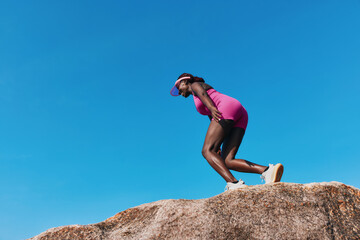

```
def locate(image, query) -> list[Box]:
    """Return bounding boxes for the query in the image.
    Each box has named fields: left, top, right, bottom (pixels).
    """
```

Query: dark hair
left=177, top=73, right=205, bottom=83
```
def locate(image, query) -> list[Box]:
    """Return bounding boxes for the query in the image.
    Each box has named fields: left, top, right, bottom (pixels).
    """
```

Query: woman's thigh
left=221, top=127, right=245, bottom=160
left=202, top=119, right=234, bottom=152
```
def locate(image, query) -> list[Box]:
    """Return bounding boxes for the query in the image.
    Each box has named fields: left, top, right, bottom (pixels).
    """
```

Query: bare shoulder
left=192, top=82, right=214, bottom=96
left=191, top=82, right=203, bottom=89
left=200, top=82, right=214, bottom=91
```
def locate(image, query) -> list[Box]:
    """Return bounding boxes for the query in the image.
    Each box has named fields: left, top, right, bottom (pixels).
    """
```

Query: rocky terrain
left=29, top=182, right=360, bottom=240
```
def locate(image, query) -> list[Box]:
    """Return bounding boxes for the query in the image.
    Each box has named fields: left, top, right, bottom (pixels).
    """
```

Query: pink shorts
left=193, top=89, right=248, bottom=130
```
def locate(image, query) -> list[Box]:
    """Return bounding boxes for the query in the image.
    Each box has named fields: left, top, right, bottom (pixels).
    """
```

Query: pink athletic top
left=193, top=89, right=248, bottom=130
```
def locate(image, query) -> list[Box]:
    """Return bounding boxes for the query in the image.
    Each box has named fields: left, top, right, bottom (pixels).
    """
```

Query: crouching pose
left=170, top=73, right=284, bottom=191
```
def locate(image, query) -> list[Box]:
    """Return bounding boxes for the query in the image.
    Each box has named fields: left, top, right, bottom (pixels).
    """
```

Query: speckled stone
left=29, top=182, right=360, bottom=240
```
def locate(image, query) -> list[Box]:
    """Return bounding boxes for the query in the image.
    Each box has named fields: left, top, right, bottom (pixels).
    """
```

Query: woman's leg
left=222, top=127, right=267, bottom=174
left=202, top=120, right=237, bottom=183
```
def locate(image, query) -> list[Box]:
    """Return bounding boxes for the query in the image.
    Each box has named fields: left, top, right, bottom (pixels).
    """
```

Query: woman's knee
left=202, top=145, right=214, bottom=158
left=201, top=147, right=209, bottom=158
left=224, top=156, right=234, bottom=168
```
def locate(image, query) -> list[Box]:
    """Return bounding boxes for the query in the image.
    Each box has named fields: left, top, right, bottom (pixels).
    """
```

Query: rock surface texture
left=29, top=182, right=360, bottom=240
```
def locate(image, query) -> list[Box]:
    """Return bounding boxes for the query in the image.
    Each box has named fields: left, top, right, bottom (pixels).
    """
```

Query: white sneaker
left=224, top=179, right=247, bottom=191
left=261, top=163, right=284, bottom=184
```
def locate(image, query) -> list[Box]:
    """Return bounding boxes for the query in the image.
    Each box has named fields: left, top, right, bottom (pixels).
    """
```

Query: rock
left=29, top=182, right=360, bottom=240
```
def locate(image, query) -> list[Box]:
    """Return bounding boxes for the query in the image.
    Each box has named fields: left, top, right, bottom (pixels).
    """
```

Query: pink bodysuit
left=193, top=89, right=248, bottom=130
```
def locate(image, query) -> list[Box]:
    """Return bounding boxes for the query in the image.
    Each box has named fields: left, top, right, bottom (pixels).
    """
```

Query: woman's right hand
left=210, top=107, right=222, bottom=122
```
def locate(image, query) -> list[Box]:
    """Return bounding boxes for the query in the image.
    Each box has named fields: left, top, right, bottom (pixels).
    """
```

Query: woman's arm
left=192, top=82, right=222, bottom=121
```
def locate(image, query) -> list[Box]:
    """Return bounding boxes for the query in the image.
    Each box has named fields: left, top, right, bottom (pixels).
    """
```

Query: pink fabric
left=193, top=89, right=248, bottom=130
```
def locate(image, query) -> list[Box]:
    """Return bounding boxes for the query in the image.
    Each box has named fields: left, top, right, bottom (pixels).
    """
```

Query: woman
left=170, top=73, right=284, bottom=191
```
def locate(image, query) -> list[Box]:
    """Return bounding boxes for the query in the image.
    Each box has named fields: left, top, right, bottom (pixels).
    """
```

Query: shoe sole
left=226, top=183, right=248, bottom=191
left=271, top=163, right=284, bottom=183
left=228, top=185, right=248, bottom=191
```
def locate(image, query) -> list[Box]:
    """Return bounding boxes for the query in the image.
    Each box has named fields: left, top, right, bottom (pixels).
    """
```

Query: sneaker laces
left=260, top=174, right=265, bottom=182
left=260, top=165, right=272, bottom=183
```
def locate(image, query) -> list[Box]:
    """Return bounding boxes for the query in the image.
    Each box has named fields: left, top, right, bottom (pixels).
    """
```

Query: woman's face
left=178, top=81, right=191, bottom=98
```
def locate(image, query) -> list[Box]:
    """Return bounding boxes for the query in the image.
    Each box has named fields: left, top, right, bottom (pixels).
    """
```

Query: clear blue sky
left=1, top=1, right=359, bottom=239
